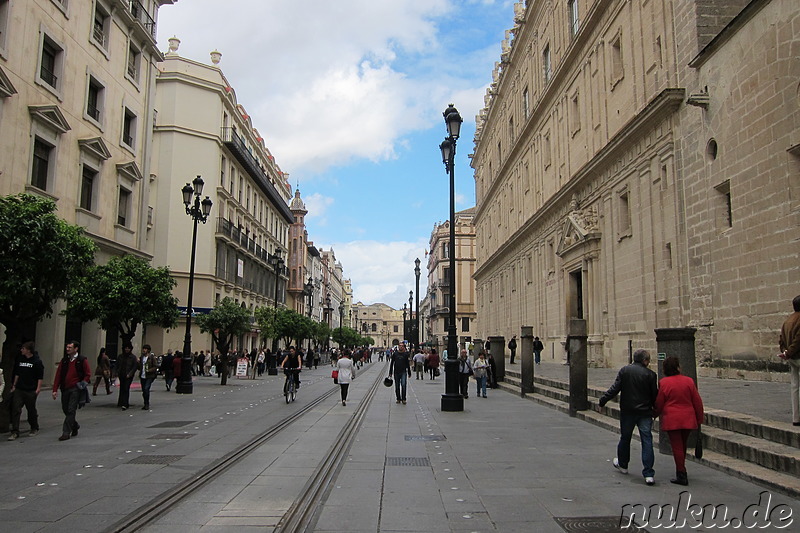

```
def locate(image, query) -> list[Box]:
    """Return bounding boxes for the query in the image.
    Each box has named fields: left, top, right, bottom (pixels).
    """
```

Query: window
left=441, top=241, right=449, bottom=259
left=92, top=3, right=110, bottom=49
left=610, top=32, right=624, bottom=85
left=522, top=87, right=529, bottom=118
left=122, top=107, right=137, bottom=149
left=508, top=117, right=514, bottom=142
left=543, top=132, right=552, bottom=168
left=568, top=0, right=580, bottom=38
left=86, top=76, right=104, bottom=123
left=80, top=165, right=97, bottom=211
left=715, top=180, right=732, bottom=229
left=31, top=137, right=53, bottom=191
left=461, top=317, right=470, bottom=332
left=117, top=187, right=131, bottom=226
left=393, top=325, right=398, bottom=333
left=126, top=42, right=141, bottom=82
left=0, top=0, right=10, bottom=52
left=618, top=189, right=631, bottom=239
left=542, top=44, right=552, bottom=83
left=570, top=92, right=580, bottom=135
left=220, top=156, right=226, bottom=187
left=39, top=35, right=63, bottom=91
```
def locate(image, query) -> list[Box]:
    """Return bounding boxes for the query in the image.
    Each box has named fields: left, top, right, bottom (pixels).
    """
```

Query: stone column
left=520, top=326, right=534, bottom=395
left=489, top=336, right=505, bottom=382
left=568, top=319, right=588, bottom=416
left=655, top=327, right=698, bottom=455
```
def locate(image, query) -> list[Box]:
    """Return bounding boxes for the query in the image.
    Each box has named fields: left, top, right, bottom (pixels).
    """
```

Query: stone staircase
left=500, top=369, right=800, bottom=498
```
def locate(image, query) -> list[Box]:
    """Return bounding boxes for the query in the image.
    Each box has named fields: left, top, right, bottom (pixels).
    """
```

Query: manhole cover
left=147, top=421, right=196, bottom=428
left=405, top=435, right=446, bottom=441
left=147, top=433, right=196, bottom=440
left=554, top=516, right=648, bottom=532
left=127, top=455, right=185, bottom=465
left=386, top=457, right=431, bottom=467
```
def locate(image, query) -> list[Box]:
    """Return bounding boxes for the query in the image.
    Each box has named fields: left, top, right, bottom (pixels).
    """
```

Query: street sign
left=657, top=352, right=666, bottom=361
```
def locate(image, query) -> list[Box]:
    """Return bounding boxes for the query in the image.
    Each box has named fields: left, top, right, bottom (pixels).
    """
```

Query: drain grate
left=147, top=433, right=195, bottom=440
left=554, top=516, right=648, bottom=532
left=147, top=420, right=196, bottom=428
left=127, top=454, right=185, bottom=465
left=386, top=457, right=431, bottom=467
left=404, top=435, right=446, bottom=441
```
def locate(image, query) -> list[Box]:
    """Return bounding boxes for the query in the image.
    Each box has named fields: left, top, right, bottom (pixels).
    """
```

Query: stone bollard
left=568, top=319, right=589, bottom=415
left=489, top=336, right=506, bottom=382
left=520, top=326, right=534, bottom=395
left=655, top=327, right=698, bottom=455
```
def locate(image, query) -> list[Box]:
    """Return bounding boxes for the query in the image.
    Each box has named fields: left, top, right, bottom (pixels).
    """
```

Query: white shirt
left=336, top=357, right=355, bottom=384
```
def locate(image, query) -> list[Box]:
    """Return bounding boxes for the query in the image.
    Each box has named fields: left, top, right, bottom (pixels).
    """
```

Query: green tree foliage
left=195, top=297, right=252, bottom=385
left=67, top=255, right=179, bottom=345
left=276, top=308, right=314, bottom=347
left=314, top=321, right=331, bottom=350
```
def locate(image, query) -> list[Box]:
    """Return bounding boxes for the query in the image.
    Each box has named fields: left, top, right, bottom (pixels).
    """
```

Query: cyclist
left=280, top=346, right=302, bottom=390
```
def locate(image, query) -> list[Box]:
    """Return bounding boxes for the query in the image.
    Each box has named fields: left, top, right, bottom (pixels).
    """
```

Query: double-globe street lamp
left=408, top=290, right=414, bottom=349
left=402, top=304, right=407, bottom=341
left=266, top=249, right=284, bottom=375
left=178, top=176, right=212, bottom=394
left=304, top=276, right=314, bottom=354
left=439, top=103, right=463, bottom=412
left=338, top=302, right=344, bottom=348
left=414, top=258, right=421, bottom=348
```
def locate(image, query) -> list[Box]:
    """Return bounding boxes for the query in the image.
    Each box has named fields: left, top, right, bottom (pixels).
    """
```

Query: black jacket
left=599, top=362, right=658, bottom=416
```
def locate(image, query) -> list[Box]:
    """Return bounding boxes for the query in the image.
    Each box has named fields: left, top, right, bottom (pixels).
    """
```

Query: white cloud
left=323, top=239, right=429, bottom=307
left=303, top=193, right=335, bottom=227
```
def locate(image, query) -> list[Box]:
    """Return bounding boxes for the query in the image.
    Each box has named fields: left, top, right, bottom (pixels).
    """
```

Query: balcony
left=129, top=0, right=156, bottom=39
left=430, top=306, right=450, bottom=316
left=220, top=128, right=293, bottom=224
left=215, top=217, right=271, bottom=264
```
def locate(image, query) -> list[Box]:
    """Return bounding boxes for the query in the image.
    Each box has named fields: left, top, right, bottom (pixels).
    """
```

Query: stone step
left=495, top=381, right=800, bottom=498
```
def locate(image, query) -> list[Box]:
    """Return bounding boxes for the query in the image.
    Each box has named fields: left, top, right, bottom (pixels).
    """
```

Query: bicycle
left=283, top=368, right=299, bottom=403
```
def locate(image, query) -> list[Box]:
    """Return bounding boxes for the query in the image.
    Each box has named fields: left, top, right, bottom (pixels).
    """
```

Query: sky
left=156, top=0, right=516, bottom=309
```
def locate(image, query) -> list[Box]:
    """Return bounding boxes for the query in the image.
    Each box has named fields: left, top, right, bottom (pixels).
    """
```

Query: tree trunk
left=218, top=344, right=229, bottom=386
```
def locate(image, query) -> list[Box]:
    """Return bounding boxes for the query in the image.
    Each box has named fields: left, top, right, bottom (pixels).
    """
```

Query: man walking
left=52, top=341, right=91, bottom=441
left=508, top=335, right=517, bottom=364
left=413, top=348, right=426, bottom=380
left=8, top=341, right=44, bottom=440
left=779, top=294, right=800, bottom=426
left=458, top=349, right=473, bottom=398
left=389, top=343, right=412, bottom=404
left=138, top=344, right=157, bottom=411
left=533, top=336, right=544, bottom=365
left=598, top=349, right=658, bottom=485
left=116, top=342, right=138, bottom=410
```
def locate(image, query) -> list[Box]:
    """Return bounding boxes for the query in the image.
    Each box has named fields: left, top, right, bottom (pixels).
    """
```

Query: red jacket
left=654, top=374, right=704, bottom=431
left=52, top=356, right=91, bottom=391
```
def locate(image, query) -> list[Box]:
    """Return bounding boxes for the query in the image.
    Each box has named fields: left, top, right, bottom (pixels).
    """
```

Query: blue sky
left=157, top=0, right=516, bottom=308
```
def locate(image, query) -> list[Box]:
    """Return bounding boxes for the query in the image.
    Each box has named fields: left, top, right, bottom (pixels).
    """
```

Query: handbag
left=434, top=368, right=440, bottom=377
left=331, top=369, right=339, bottom=379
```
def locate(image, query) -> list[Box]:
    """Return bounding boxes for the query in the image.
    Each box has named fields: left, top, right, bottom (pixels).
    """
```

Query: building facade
left=472, top=0, right=799, bottom=369
left=426, top=208, right=477, bottom=354
left=0, top=0, right=175, bottom=368
left=351, top=302, right=403, bottom=348
left=149, top=40, right=293, bottom=354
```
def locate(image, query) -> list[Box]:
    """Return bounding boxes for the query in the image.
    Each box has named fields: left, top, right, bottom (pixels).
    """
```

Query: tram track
left=104, top=380, right=341, bottom=533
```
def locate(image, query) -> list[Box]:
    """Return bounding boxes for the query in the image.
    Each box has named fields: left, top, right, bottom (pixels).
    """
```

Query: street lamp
left=415, top=258, right=421, bottom=348
left=338, top=302, right=344, bottom=348
left=440, top=103, right=463, bottom=412
left=178, top=176, right=212, bottom=394
left=325, top=293, right=332, bottom=351
left=304, top=276, right=314, bottom=318
left=408, top=290, right=414, bottom=349
left=402, top=303, right=407, bottom=341
left=269, top=249, right=284, bottom=309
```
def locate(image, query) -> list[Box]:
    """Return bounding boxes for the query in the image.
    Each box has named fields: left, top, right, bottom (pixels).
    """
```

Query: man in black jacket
left=389, top=343, right=412, bottom=404
left=8, top=342, right=45, bottom=439
left=598, top=349, right=658, bottom=485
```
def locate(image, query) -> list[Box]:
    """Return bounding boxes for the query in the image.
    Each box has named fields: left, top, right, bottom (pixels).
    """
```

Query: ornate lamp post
left=414, top=258, right=421, bottom=348
left=408, top=290, right=414, bottom=349
left=338, top=302, right=344, bottom=348
left=402, top=303, right=408, bottom=341
left=439, top=103, right=463, bottom=412
left=304, top=276, right=314, bottom=318
left=266, top=249, right=284, bottom=374
left=177, top=176, right=212, bottom=394
left=325, top=293, right=332, bottom=351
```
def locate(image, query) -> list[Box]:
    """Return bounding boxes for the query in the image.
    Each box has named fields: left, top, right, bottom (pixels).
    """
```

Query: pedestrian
left=508, top=335, right=517, bottom=364
left=138, top=344, right=157, bottom=411
left=205, top=350, right=214, bottom=376
left=779, top=294, right=800, bottom=426
left=162, top=349, right=175, bottom=390
left=458, top=349, right=473, bottom=398
left=474, top=351, right=489, bottom=398
left=197, top=351, right=206, bottom=376
left=533, top=336, right=544, bottom=365
left=413, top=348, right=426, bottom=380
left=52, top=341, right=90, bottom=441
left=8, top=341, right=44, bottom=440
left=172, top=351, right=183, bottom=388
left=336, top=350, right=356, bottom=406
left=256, top=350, right=265, bottom=376
left=598, top=349, right=658, bottom=486
left=312, top=348, right=320, bottom=369
left=116, top=342, right=138, bottom=410
left=654, top=356, right=704, bottom=486
left=487, top=351, right=498, bottom=388
left=389, top=343, right=412, bottom=404
left=92, top=347, right=111, bottom=396
left=427, top=348, right=440, bottom=380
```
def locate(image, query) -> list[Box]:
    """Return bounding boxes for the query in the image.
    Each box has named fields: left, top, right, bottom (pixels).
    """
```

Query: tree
left=195, top=297, right=252, bottom=385
left=0, top=194, right=95, bottom=425
left=314, top=321, right=331, bottom=351
left=254, top=306, right=279, bottom=351
left=276, top=308, right=313, bottom=348
left=66, top=255, right=179, bottom=346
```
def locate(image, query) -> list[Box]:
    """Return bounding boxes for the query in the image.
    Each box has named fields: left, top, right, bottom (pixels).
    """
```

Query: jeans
left=789, top=359, right=800, bottom=424
left=617, top=412, right=655, bottom=478
left=394, top=372, right=408, bottom=401
left=476, top=375, right=487, bottom=397
left=60, top=387, right=80, bottom=436
left=140, top=377, right=154, bottom=407
left=534, top=350, right=541, bottom=364
left=11, top=389, right=39, bottom=433
left=459, top=373, right=470, bottom=397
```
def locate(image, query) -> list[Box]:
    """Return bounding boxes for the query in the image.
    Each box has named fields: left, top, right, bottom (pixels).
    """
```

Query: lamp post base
left=267, top=368, right=278, bottom=376
left=441, top=393, right=464, bottom=411
left=175, top=380, right=193, bottom=394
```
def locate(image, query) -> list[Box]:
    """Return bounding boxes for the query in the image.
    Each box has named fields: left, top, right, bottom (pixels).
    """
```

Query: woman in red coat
left=654, top=356, right=704, bottom=486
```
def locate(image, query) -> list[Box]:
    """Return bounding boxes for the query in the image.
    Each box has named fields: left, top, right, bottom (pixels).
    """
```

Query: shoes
left=92, top=392, right=97, bottom=396
left=106, top=390, right=111, bottom=395
left=645, top=477, right=655, bottom=486
left=464, top=395, right=469, bottom=399
left=483, top=394, right=487, bottom=398
left=58, top=434, right=70, bottom=441
left=7, top=432, right=18, bottom=441
left=670, top=471, right=688, bottom=486
left=71, top=424, right=79, bottom=437
left=342, top=400, right=346, bottom=406
left=121, top=406, right=127, bottom=410
left=142, top=405, right=150, bottom=410
left=402, top=400, right=406, bottom=404
left=613, top=458, right=628, bottom=474
left=396, top=400, right=401, bottom=404
left=29, top=429, right=38, bottom=437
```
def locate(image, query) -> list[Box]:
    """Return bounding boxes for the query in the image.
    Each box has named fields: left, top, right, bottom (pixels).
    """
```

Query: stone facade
left=351, top=302, right=404, bottom=349
left=472, top=0, right=799, bottom=369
